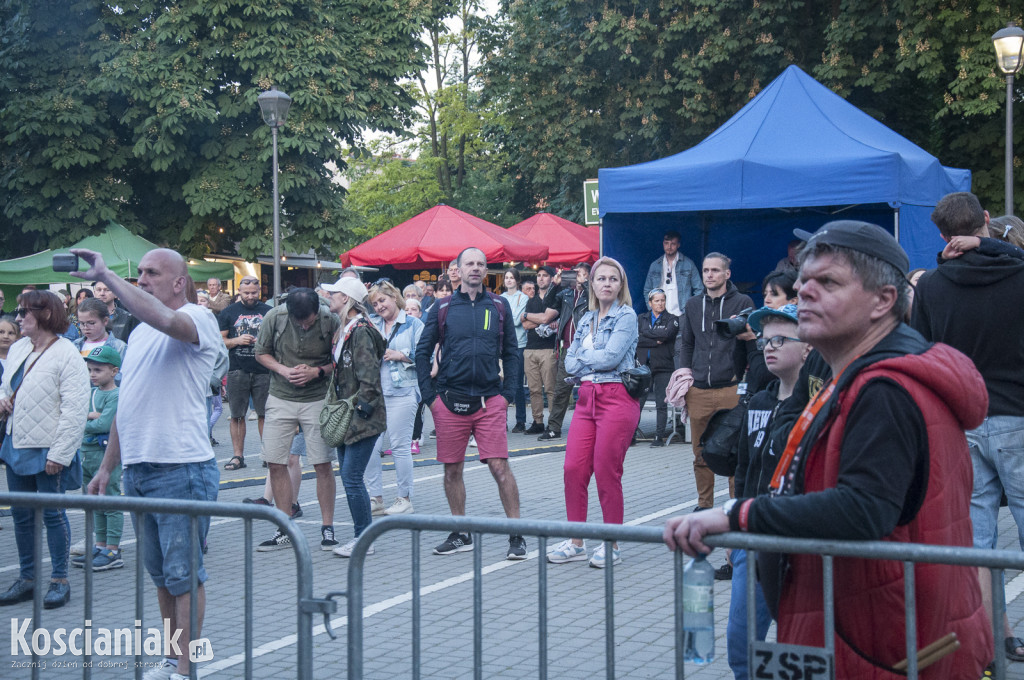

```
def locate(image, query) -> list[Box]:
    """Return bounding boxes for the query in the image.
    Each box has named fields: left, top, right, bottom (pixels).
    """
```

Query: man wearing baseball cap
left=254, top=287, right=341, bottom=552
left=666, top=221, right=991, bottom=678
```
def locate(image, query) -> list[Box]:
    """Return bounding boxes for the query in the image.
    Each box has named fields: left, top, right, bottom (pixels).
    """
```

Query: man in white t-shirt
left=72, top=247, right=226, bottom=680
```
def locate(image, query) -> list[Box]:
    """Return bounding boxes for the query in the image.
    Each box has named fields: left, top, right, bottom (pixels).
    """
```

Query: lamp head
left=258, top=87, right=292, bottom=128
left=993, top=23, right=1024, bottom=75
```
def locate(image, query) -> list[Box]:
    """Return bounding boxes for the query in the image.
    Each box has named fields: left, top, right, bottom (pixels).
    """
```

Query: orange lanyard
left=769, top=366, right=846, bottom=493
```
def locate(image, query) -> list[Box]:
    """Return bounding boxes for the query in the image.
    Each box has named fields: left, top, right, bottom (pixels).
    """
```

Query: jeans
left=726, top=549, right=773, bottom=680
left=365, top=393, right=417, bottom=499
left=7, top=464, right=72, bottom=581
left=123, top=458, right=219, bottom=596
left=512, top=346, right=527, bottom=426
left=968, top=415, right=1024, bottom=550
left=338, top=435, right=379, bottom=538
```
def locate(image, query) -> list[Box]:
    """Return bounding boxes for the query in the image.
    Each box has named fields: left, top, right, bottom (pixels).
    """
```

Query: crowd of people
left=0, top=192, right=1021, bottom=679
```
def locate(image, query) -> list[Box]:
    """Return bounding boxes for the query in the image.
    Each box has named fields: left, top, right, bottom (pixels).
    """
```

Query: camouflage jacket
left=331, top=317, right=387, bottom=446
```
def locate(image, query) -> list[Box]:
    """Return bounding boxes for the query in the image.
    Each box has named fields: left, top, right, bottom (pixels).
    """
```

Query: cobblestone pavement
left=2, top=406, right=1023, bottom=679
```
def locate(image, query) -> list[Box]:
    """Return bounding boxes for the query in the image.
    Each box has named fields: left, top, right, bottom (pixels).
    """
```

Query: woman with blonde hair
left=364, top=281, right=423, bottom=517
left=548, top=257, right=639, bottom=568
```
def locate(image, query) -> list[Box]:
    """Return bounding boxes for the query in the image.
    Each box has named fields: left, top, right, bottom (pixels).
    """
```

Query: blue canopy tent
left=598, top=65, right=971, bottom=307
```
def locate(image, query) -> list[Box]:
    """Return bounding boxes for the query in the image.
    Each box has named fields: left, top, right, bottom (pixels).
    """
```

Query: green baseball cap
left=85, top=345, right=122, bottom=368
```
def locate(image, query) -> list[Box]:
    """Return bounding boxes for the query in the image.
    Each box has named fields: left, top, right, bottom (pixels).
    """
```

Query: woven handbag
left=319, top=388, right=356, bottom=448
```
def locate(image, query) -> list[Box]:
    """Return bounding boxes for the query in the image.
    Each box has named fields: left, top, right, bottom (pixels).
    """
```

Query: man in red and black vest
left=665, top=221, right=991, bottom=679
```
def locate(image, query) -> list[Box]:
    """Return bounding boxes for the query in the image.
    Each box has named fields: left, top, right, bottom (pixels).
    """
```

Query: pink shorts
left=430, top=395, right=509, bottom=464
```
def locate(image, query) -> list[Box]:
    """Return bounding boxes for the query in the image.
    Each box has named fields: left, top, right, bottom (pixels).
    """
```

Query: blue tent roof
left=597, top=65, right=971, bottom=302
left=599, top=65, right=969, bottom=213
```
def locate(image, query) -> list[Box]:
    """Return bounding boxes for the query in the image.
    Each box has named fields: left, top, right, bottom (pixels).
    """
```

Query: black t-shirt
left=219, top=301, right=273, bottom=373
left=525, top=286, right=560, bottom=350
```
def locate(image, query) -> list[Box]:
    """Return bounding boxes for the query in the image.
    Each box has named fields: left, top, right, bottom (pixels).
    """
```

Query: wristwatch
left=722, top=498, right=738, bottom=517
left=317, top=367, right=325, bottom=379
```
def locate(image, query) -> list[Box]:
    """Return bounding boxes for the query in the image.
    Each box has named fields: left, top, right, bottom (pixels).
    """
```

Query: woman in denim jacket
left=365, top=281, right=424, bottom=518
left=547, top=257, right=640, bottom=569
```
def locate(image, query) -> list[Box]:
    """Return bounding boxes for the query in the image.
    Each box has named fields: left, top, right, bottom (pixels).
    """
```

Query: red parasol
left=507, top=213, right=599, bottom=266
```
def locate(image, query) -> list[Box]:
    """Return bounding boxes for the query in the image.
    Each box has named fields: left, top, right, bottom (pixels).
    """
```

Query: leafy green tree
left=0, top=0, right=437, bottom=259
left=481, top=0, right=1021, bottom=218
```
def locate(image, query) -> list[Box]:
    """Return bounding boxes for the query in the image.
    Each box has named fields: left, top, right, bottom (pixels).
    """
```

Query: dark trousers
left=638, top=370, right=672, bottom=437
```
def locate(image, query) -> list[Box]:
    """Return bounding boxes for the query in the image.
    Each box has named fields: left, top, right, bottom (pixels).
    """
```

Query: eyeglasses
left=756, top=335, right=802, bottom=351
left=14, top=306, right=44, bottom=317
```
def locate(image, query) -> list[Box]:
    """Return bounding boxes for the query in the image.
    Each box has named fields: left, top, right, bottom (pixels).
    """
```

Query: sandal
left=1006, top=636, right=1024, bottom=662
left=224, top=456, right=246, bottom=471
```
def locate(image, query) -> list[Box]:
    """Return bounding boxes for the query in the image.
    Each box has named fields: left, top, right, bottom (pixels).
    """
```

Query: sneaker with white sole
left=334, top=537, right=374, bottom=558
left=547, top=539, right=587, bottom=564
left=321, top=526, right=339, bottom=551
left=142, top=658, right=179, bottom=680
left=506, top=535, right=528, bottom=560
left=370, top=497, right=387, bottom=517
left=589, top=543, right=622, bottom=568
left=468, top=435, right=477, bottom=447
left=70, top=539, right=87, bottom=556
left=92, top=548, right=124, bottom=571
left=256, top=531, right=291, bottom=552
left=433, top=532, right=473, bottom=555
left=384, top=497, right=414, bottom=515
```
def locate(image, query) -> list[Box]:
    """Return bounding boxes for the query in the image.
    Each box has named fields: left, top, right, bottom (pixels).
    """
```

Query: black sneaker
left=257, top=531, right=291, bottom=552
left=320, top=526, right=339, bottom=551
left=537, top=429, right=561, bottom=441
left=433, top=532, right=473, bottom=555
left=244, top=496, right=272, bottom=506
left=714, top=563, right=733, bottom=580
left=506, top=535, right=527, bottom=560
left=429, top=429, right=437, bottom=439
left=510, top=423, right=526, bottom=434
left=650, top=437, right=666, bottom=448
left=291, top=502, right=303, bottom=518
left=525, top=422, right=545, bottom=435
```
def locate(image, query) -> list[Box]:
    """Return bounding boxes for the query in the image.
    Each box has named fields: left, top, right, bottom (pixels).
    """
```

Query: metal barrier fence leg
left=746, top=549, right=756, bottom=679
left=538, top=535, right=548, bottom=680
left=822, top=555, right=835, bottom=659
left=473, top=531, right=483, bottom=680
left=674, top=549, right=684, bottom=680
left=84, top=509, right=94, bottom=680
left=32, top=508, right=43, bottom=680
left=412, top=529, right=421, bottom=680
left=604, top=539, right=615, bottom=680
left=189, top=516, right=200, bottom=680
left=135, top=512, right=146, bottom=680
left=903, top=561, right=918, bottom=680
left=245, top=519, right=253, bottom=680
left=993, top=567, right=1007, bottom=680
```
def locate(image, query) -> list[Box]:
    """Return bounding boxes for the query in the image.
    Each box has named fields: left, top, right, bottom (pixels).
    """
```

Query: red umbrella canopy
left=508, top=213, right=599, bottom=265
left=341, top=205, right=548, bottom=269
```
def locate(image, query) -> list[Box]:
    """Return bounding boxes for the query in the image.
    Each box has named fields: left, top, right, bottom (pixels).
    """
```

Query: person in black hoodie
left=677, top=253, right=755, bottom=510
left=636, top=288, right=679, bottom=446
left=911, top=192, right=1024, bottom=664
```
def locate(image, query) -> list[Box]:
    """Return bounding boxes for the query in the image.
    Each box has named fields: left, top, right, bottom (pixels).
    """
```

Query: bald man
left=71, top=247, right=227, bottom=680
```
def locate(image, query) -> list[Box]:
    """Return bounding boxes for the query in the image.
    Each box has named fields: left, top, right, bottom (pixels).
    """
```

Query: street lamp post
left=257, top=87, right=292, bottom=301
left=992, top=23, right=1024, bottom=216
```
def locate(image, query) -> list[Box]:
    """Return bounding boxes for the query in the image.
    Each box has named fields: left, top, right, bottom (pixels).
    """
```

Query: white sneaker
left=589, top=543, right=622, bottom=569
left=468, top=435, right=477, bottom=447
left=370, top=497, right=386, bottom=517
left=142, top=659, right=178, bottom=680
left=547, top=539, right=587, bottom=564
left=384, top=497, right=414, bottom=515
left=247, top=411, right=258, bottom=421
left=333, top=537, right=374, bottom=558
left=69, top=540, right=87, bottom=556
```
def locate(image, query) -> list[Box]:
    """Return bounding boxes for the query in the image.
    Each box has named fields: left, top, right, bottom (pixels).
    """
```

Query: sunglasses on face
left=239, top=278, right=259, bottom=285
left=14, top=306, right=44, bottom=317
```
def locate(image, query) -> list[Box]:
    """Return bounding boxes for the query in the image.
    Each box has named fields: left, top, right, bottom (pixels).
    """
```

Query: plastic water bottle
left=683, top=553, right=715, bottom=664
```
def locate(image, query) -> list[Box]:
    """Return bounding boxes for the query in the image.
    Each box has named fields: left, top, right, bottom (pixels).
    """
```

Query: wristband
left=317, top=367, right=325, bottom=379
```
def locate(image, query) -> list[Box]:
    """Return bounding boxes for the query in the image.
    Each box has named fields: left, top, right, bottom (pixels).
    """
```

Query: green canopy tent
left=0, top=222, right=234, bottom=312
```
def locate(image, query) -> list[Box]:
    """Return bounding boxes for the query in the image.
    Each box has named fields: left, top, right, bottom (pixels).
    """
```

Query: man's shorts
left=430, top=394, right=509, bottom=464
left=123, top=458, right=219, bottom=597
left=261, top=394, right=333, bottom=465
left=227, top=370, right=271, bottom=419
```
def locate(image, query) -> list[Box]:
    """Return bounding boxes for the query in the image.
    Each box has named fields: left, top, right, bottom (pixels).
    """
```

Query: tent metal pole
left=893, top=209, right=900, bottom=243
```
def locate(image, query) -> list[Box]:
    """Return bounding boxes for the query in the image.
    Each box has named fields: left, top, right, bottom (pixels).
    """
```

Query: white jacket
left=1, top=337, right=90, bottom=466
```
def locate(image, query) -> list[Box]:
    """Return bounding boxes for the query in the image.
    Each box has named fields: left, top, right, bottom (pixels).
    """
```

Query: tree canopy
left=0, top=0, right=437, bottom=259
left=480, top=0, right=1022, bottom=219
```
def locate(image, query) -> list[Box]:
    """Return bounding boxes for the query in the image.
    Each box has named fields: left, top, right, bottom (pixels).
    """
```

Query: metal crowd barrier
left=346, top=515, right=1024, bottom=680
left=0, top=492, right=332, bottom=680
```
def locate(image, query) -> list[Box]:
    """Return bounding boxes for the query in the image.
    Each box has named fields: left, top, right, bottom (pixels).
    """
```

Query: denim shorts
left=123, top=458, right=219, bottom=596
left=968, top=415, right=1024, bottom=551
